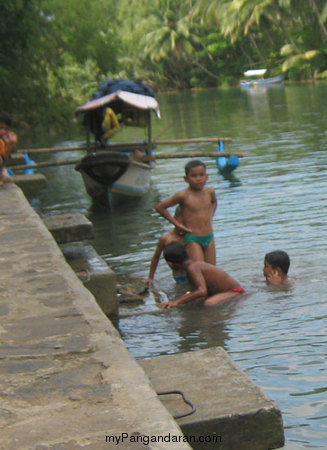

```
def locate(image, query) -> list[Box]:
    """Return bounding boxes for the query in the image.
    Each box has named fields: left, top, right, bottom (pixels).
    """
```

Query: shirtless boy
left=159, top=242, right=245, bottom=309
left=155, top=160, right=217, bottom=264
left=146, top=207, right=188, bottom=285
left=263, top=250, right=295, bottom=285
left=0, top=109, right=18, bottom=186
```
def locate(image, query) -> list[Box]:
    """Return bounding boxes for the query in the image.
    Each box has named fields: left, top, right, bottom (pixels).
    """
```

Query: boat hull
left=75, top=151, right=152, bottom=206
left=112, top=160, right=152, bottom=197
left=240, top=75, right=285, bottom=86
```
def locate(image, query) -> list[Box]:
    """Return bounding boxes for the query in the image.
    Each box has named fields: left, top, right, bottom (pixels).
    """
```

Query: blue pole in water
left=216, top=140, right=240, bottom=175
left=216, top=140, right=227, bottom=172
left=23, top=153, right=35, bottom=175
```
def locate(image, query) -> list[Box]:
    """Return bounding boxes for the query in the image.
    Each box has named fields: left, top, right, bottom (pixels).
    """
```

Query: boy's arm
left=146, top=238, right=165, bottom=285
left=156, top=194, right=192, bottom=233
left=159, top=268, right=207, bottom=308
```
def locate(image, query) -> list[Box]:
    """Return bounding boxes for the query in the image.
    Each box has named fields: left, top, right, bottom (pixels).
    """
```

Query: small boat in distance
left=240, top=69, right=285, bottom=87
left=74, top=79, right=160, bottom=206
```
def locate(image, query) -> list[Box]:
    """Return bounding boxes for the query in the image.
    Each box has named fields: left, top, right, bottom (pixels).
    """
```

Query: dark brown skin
left=159, top=258, right=243, bottom=309
left=146, top=226, right=186, bottom=285
left=156, top=165, right=217, bottom=264
left=263, top=259, right=295, bottom=285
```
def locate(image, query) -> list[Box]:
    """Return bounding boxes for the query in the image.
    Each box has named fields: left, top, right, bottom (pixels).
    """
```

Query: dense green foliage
left=1, top=0, right=327, bottom=129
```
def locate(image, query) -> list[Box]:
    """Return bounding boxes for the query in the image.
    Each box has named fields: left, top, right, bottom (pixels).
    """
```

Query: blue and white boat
left=75, top=80, right=160, bottom=206
left=240, top=69, right=285, bottom=87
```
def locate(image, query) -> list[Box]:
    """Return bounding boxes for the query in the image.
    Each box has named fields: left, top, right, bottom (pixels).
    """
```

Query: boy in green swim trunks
left=156, top=160, right=217, bottom=264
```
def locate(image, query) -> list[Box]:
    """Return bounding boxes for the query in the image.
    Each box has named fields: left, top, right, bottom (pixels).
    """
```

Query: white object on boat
left=244, top=69, right=267, bottom=77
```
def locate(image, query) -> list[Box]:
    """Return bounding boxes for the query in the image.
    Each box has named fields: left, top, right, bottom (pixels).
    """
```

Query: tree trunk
left=309, top=0, right=327, bottom=40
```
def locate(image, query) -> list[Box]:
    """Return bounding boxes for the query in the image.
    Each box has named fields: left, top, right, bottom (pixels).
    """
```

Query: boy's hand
left=158, top=301, right=178, bottom=309
left=266, top=269, right=283, bottom=285
left=177, top=223, right=192, bottom=234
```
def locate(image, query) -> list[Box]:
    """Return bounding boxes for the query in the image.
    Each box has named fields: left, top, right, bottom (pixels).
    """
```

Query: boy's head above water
left=184, top=159, right=206, bottom=175
left=264, top=250, right=294, bottom=285
left=264, top=250, right=290, bottom=275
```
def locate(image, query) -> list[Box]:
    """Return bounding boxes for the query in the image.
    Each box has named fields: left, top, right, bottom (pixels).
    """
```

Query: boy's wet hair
left=0, top=109, right=12, bottom=126
left=163, top=242, right=188, bottom=264
left=265, top=250, right=290, bottom=274
left=185, top=159, right=206, bottom=175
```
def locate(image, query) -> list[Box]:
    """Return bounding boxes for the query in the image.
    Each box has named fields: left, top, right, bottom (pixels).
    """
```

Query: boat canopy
left=243, top=69, right=267, bottom=77
left=75, top=79, right=160, bottom=147
left=75, top=90, right=160, bottom=118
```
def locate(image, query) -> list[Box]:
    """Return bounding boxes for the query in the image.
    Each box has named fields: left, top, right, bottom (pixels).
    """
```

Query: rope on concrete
left=157, top=389, right=196, bottom=419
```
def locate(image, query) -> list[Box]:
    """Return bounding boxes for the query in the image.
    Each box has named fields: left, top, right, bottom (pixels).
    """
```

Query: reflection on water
left=25, top=84, right=327, bottom=449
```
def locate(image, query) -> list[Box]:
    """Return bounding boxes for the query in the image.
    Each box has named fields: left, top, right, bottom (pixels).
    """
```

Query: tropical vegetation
left=1, top=0, right=327, bottom=129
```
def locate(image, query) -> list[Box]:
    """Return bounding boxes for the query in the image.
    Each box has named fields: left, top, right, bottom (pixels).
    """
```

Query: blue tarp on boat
left=91, top=79, right=155, bottom=100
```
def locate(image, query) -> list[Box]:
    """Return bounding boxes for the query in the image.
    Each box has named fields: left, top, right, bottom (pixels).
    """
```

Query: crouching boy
left=159, top=242, right=245, bottom=309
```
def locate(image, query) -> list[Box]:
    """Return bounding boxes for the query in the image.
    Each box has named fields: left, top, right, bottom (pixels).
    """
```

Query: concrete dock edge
left=0, top=183, right=191, bottom=449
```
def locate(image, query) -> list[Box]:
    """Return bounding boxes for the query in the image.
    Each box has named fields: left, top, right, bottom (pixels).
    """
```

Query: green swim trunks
left=184, top=232, right=214, bottom=250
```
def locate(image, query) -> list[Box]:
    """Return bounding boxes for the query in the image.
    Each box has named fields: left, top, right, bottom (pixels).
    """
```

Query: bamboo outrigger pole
left=16, top=146, right=88, bottom=154
left=15, top=137, right=234, bottom=155
left=9, top=151, right=244, bottom=171
left=153, top=137, right=233, bottom=145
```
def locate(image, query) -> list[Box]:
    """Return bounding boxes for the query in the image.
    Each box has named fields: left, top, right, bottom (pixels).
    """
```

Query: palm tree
left=139, top=1, right=199, bottom=86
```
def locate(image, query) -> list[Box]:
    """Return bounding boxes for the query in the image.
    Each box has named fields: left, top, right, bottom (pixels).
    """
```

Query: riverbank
left=0, top=182, right=191, bottom=449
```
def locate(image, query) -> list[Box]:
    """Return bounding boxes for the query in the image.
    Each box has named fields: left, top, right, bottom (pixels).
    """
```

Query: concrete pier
left=43, top=213, right=94, bottom=244
left=63, top=245, right=118, bottom=317
left=140, top=348, right=285, bottom=450
left=7, top=154, right=47, bottom=192
left=0, top=183, right=191, bottom=450
left=11, top=173, right=47, bottom=192
left=0, top=182, right=285, bottom=450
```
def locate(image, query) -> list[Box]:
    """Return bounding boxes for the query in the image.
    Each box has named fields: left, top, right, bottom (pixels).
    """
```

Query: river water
left=22, top=83, right=326, bottom=449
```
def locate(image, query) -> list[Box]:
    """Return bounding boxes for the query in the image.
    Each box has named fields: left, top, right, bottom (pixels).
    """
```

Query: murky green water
left=23, top=83, right=327, bottom=449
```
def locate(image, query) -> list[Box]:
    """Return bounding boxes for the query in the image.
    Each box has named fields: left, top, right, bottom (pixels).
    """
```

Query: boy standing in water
left=0, top=109, right=18, bottom=186
left=159, top=242, right=245, bottom=308
left=263, top=250, right=295, bottom=285
left=155, top=160, right=217, bottom=264
left=146, top=207, right=189, bottom=285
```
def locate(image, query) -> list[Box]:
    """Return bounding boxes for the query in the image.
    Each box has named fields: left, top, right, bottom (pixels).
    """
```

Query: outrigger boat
left=240, top=69, right=285, bottom=87
left=74, top=79, right=160, bottom=206
left=12, top=80, right=244, bottom=204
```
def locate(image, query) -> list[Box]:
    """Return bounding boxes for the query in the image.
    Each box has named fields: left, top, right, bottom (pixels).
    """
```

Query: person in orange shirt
left=0, top=109, right=18, bottom=186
